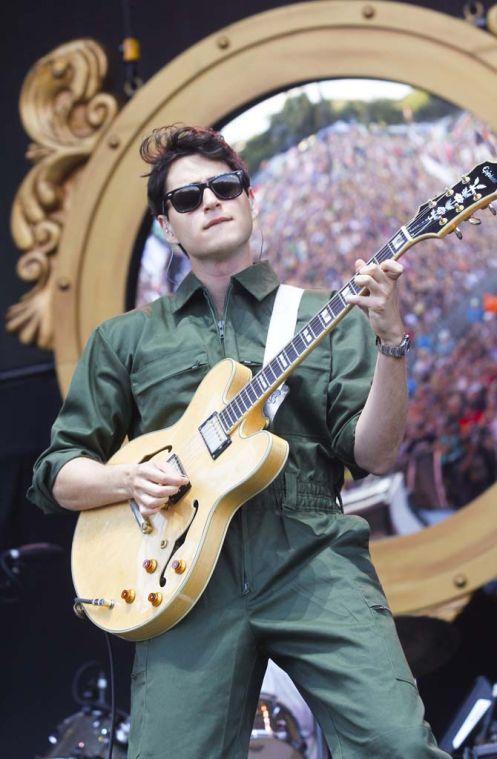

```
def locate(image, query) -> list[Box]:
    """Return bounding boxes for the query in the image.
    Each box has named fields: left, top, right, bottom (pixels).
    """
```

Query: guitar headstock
left=407, top=161, right=497, bottom=240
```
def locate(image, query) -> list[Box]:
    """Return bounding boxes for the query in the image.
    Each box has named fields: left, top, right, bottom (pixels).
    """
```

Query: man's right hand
left=126, top=460, right=190, bottom=517
left=52, top=456, right=188, bottom=514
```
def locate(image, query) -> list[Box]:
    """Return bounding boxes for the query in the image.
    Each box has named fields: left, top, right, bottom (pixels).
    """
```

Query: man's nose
left=202, top=187, right=221, bottom=208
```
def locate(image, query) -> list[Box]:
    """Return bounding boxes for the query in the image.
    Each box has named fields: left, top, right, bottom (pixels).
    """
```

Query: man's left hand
left=344, top=258, right=405, bottom=344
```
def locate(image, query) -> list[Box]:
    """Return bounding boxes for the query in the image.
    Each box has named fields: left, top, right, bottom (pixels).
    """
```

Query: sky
left=222, top=78, right=413, bottom=146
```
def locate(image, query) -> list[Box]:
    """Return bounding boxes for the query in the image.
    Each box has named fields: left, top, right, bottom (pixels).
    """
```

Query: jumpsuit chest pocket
left=130, top=347, right=210, bottom=427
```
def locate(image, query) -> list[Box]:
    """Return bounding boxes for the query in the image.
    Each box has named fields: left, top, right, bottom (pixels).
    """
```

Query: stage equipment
left=37, top=663, right=128, bottom=759
left=441, top=677, right=497, bottom=754
left=463, top=1, right=486, bottom=28
left=250, top=660, right=328, bottom=758
left=463, top=745, right=497, bottom=757
left=250, top=694, right=307, bottom=758
left=38, top=710, right=129, bottom=759
left=120, top=0, right=142, bottom=97
left=71, top=162, right=497, bottom=641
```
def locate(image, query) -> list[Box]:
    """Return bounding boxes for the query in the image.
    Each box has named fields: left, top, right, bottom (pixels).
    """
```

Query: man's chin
left=191, top=241, right=248, bottom=262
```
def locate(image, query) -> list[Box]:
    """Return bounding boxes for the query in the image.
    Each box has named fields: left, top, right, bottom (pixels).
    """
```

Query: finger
left=139, top=503, right=165, bottom=517
left=380, top=260, right=404, bottom=280
left=138, top=481, right=183, bottom=499
left=343, top=293, right=381, bottom=309
left=139, top=462, right=189, bottom=487
left=152, top=459, right=190, bottom=482
left=354, top=273, right=384, bottom=294
left=138, top=495, right=168, bottom=516
left=355, top=262, right=391, bottom=288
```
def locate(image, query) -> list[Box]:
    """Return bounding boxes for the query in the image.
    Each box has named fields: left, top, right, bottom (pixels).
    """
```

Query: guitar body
left=71, top=359, right=289, bottom=641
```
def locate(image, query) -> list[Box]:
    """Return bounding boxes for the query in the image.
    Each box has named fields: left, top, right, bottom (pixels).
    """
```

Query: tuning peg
left=461, top=175, right=471, bottom=184
left=454, top=227, right=463, bottom=239
left=469, top=217, right=481, bottom=225
left=488, top=203, right=496, bottom=216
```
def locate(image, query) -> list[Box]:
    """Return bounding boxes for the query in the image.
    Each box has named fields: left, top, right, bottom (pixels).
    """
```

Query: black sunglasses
left=162, top=170, right=249, bottom=214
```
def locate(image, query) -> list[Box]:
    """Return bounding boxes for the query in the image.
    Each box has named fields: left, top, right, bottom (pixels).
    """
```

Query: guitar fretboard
left=219, top=225, right=411, bottom=432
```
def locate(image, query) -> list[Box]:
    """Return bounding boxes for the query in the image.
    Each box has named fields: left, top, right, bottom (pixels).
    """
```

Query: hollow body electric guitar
left=72, top=161, right=497, bottom=641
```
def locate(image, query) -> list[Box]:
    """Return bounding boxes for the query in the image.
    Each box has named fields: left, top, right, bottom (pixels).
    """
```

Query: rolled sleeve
left=27, top=326, right=134, bottom=514
left=327, top=308, right=377, bottom=479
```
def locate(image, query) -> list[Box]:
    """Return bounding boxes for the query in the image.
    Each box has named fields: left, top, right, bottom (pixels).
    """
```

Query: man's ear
left=157, top=214, right=179, bottom=245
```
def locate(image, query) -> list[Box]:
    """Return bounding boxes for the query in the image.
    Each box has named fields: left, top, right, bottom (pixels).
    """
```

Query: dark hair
left=140, top=124, right=251, bottom=217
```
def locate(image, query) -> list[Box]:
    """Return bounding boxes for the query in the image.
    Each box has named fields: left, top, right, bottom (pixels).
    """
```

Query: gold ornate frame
left=10, top=1, right=497, bottom=618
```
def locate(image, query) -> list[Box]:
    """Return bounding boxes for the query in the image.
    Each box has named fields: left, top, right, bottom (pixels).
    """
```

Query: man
left=29, top=125, right=449, bottom=758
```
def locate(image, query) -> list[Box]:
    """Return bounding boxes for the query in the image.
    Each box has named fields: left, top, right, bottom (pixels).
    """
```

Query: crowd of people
left=136, top=110, right=497, bottom=510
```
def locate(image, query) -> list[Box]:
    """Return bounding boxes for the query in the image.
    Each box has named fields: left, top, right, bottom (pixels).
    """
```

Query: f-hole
left=159, top=499, right=199, bottom=588
left=140, top=445, right=172, bottom=463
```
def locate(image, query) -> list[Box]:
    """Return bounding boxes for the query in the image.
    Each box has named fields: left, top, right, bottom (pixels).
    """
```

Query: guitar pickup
left=199, top=412, right=231, bottom=459
left=167, top=453, right=191, bottom=504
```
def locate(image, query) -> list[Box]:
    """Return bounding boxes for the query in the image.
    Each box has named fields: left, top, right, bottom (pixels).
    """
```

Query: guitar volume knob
left=172, top=559, right=186, bottom=574
left=121, top=589, right=136, bottom=604
left=143, top=559, right=158, bottom=573
left=148, top=592, right=162, bottom=607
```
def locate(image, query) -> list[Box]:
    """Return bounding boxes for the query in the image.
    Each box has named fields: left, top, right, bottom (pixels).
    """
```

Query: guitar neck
left=219, top=224, right=416, bottom=433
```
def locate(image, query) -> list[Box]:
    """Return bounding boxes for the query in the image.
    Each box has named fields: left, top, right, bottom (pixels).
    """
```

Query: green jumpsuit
left=28, top=262, right=449, bottom=758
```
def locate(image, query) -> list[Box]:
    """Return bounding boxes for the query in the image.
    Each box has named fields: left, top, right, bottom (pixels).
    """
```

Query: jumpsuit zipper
left=202, top=286, right=232, bottom=353
left=203, top=285, right=250, bottom=594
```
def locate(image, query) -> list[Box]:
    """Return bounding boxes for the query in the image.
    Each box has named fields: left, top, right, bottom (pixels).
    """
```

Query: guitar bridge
left=199, top=412, right=231, bottom=459
left=167, top=453, right=191, bottom=504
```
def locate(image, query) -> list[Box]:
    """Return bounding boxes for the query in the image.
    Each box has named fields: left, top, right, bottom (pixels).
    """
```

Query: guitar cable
left=104, top=631, right=117, bottom=759
left=73, top=601, right=118, bottom=759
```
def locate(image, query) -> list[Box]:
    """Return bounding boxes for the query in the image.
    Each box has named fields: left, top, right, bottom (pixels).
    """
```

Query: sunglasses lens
left=167, top=172, right=246, bottom=213
left=171, top=186, right=202, bottom=213
left=211, top=173, right=243, bottom=199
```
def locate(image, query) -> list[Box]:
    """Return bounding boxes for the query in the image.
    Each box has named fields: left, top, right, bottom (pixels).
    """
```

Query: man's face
left=159, top=154, right=254, bottom=263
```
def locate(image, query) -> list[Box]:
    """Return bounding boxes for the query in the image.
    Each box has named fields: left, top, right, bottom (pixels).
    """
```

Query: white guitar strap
left=263, top=284, right=304, bottom=424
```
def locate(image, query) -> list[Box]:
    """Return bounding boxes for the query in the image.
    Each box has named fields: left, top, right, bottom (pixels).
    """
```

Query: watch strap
left=376, top=333, right=411, bottom=358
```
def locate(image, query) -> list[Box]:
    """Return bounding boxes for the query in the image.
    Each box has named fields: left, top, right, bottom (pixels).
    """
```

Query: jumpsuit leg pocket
left=367, top=602, right=418, bottom=688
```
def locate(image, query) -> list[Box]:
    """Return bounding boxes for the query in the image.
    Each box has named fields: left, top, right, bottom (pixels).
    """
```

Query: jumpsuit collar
left=170, top=261, right=280, bottom=313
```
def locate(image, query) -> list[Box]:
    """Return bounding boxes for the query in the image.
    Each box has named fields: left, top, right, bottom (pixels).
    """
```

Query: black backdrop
left=2, top=2, right=497, bottom=757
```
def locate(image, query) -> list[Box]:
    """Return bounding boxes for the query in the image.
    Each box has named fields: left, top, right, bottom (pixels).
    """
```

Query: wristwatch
left=375, top=333, right=411, bottom=358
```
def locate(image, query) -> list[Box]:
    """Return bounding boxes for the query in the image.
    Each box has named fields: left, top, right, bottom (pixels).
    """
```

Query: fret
left=269, top=358, right=283, bottom=378
left=302, top=327, right=313, bottom=344
left=340, top=284, right=354, bottom=301
left=264, top=364, right=277, bottom=381
left=349, top=280, right=359, bottom=294
left=319, top=308, right=331, bottom=327
left=310, top=316, right=322, bottom=334
left=294, top=334, right=306, bottom=352
left=278, top=353, right=289, bottom=369
left=239, top=389, right=251, bottom=409
left=320, top=307, right=332, bottom=324
left=374, top=247, right=386, bottom=264
left=250, top=378, right=262, bottom=399
left=390, top=228, right=408, bottom=254
left=233, top=395, right=245, bottom=415
left=246, top=384, right=257, bottom=403
left=224, top=406, right=236, bottom=426
left=258, top=373, right=269, bottom=390
left=286, top=344, right=298, bottom=362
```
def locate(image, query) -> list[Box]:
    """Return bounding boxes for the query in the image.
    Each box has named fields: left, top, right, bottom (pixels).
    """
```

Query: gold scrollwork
left=7, top=39, right=119, bottom=349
